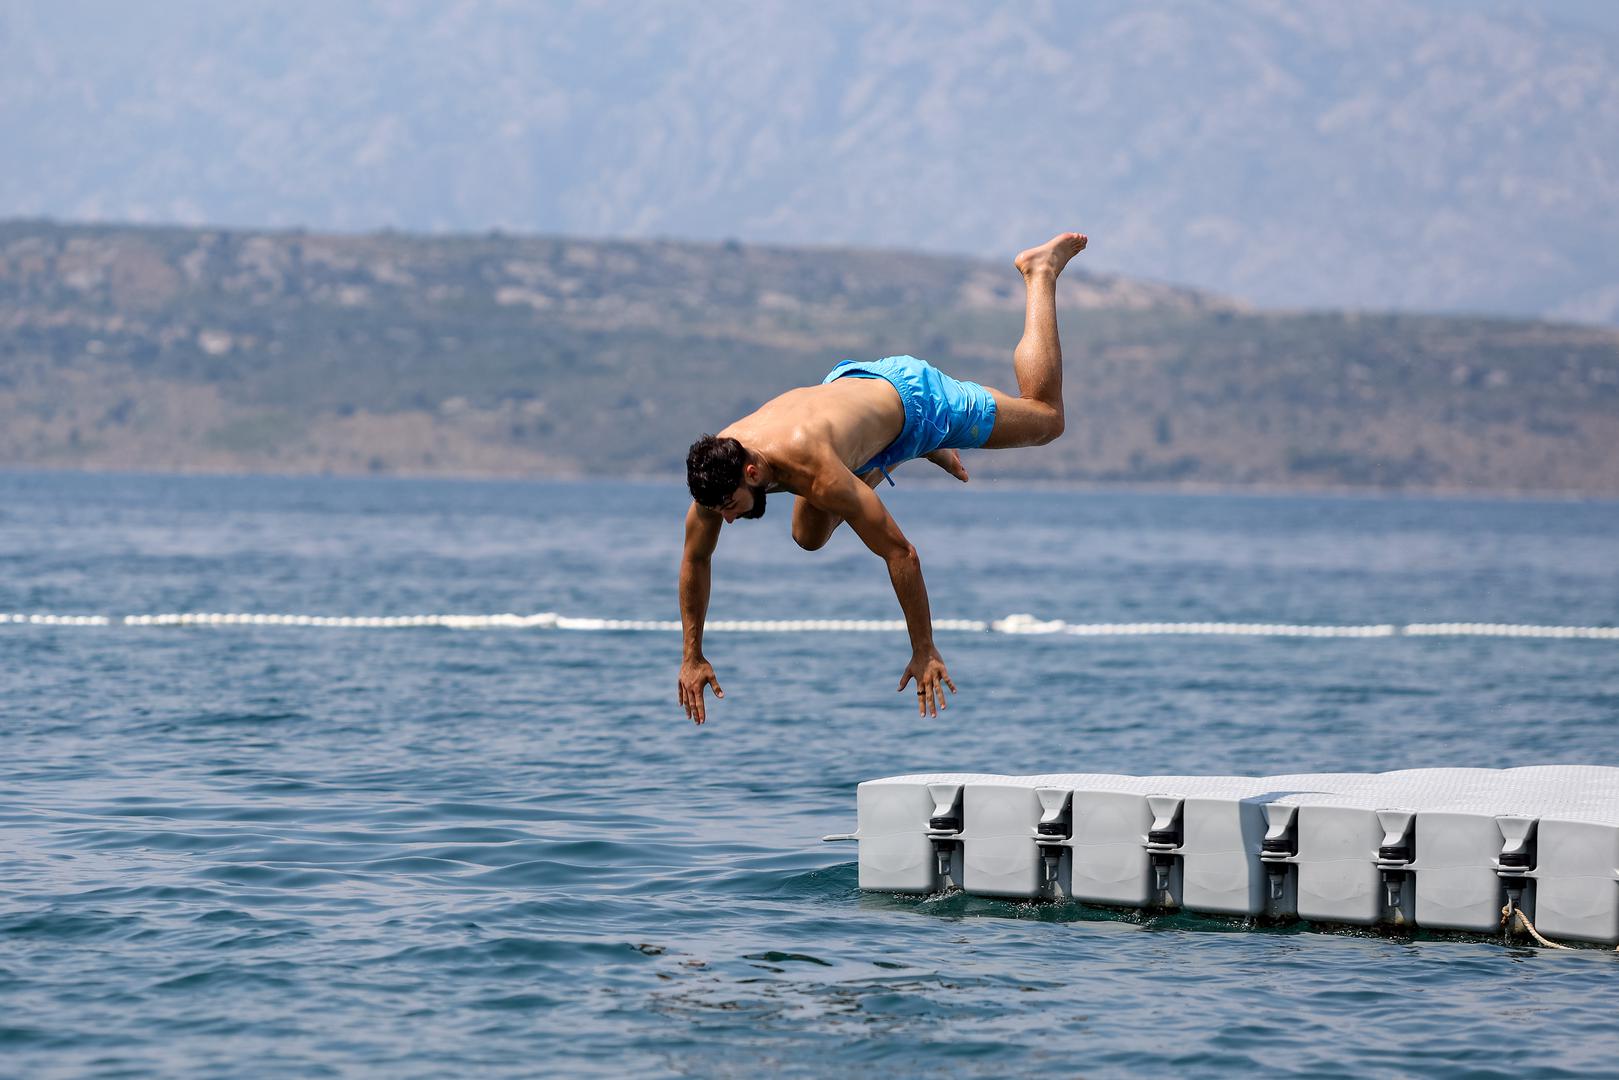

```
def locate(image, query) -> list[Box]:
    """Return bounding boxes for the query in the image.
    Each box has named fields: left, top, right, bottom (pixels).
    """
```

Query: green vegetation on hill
left=1, top=220, right=1616, bottom=493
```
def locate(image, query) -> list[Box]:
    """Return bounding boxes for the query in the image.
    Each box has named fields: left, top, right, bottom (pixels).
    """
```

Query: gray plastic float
left=826, top=767, right=1619, bottom=946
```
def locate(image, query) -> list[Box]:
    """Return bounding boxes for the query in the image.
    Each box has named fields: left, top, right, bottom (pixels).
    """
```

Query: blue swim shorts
left=822, top=355, right=997, bottom=484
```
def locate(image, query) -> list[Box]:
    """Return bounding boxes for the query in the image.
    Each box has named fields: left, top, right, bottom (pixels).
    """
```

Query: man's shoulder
left=753, top=433, right=839, bottom=500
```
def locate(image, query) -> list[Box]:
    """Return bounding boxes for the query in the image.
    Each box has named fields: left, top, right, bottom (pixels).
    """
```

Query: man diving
left=678, top=230, right=1088, bottom=724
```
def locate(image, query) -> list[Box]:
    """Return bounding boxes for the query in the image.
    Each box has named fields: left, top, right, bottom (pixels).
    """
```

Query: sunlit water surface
left=2, top=472, right=1617, bottom=1078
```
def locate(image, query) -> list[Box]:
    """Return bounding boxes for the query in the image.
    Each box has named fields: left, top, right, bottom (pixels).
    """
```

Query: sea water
left=1, top=471, right=1616, bottom=1078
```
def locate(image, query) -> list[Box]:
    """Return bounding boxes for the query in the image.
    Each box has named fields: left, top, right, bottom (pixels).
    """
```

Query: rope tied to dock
left=1500, top=900, right=1575, bottom=951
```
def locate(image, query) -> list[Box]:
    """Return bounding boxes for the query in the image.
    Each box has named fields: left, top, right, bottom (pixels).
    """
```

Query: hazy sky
left=3, top=1, right=1617, bottom=319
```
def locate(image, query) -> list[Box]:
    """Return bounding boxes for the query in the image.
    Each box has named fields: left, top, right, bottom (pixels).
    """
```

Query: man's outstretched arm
left=678, top=503, right=724, bottom=724
left=810, top=467, right=956, bottom=717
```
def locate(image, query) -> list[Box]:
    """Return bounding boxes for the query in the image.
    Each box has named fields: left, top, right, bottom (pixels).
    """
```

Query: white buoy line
left=1, top=611, right=1615, bottom=639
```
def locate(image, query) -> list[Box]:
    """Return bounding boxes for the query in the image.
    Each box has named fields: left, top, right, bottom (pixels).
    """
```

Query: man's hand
left=679, top=657, right=724, bottom=725
left=898, top=646, right=956, bottom=718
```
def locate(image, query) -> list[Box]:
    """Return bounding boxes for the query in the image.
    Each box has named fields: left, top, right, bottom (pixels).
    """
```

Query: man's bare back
left=677, top=230, right=1088, bottom=725
left=720, top=378, right=906, bottom=483
left=720, top=380, right=972, bottom=496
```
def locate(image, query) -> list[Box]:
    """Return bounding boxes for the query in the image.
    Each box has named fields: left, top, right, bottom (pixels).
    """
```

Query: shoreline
left=3, top=463, right=1614, bottom=505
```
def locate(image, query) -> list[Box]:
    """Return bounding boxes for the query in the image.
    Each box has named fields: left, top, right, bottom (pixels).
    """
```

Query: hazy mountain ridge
left=2, top=219, right=1616, bottom=494
left=3, top=1, right=1617, bottom=323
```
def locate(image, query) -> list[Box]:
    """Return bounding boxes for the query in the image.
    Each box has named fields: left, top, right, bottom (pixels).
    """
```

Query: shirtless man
left=678, top=230, right=1088, bottom=724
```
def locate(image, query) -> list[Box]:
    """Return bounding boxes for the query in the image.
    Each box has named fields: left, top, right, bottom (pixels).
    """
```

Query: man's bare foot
left=1014, top=232, right=1088, bottom=278
left=924, top=448, right=969, bottom=482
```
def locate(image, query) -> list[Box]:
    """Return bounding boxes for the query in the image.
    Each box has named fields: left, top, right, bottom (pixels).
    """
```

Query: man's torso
left=718, top=378, right=904, bottom=495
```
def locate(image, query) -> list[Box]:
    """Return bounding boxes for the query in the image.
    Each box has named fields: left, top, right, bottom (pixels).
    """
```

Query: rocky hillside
left=2, top=220, right=1617, bottom=495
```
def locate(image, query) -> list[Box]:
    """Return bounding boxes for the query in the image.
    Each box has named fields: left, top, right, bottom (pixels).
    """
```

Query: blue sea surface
left=1, top=471, right=1617, bottom=1078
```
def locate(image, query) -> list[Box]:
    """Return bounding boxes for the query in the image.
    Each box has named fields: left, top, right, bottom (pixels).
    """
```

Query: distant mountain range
left=3, top=1, right=1618, bottom=324
left=2, top=220, right=1616, bottom=495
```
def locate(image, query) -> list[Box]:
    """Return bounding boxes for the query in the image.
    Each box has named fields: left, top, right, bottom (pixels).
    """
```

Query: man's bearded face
left=736, top=482, right=767, bottom=519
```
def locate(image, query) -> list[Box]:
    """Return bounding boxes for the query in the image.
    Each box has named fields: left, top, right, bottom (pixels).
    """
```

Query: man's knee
left=792, top=521, right=831, bottom=551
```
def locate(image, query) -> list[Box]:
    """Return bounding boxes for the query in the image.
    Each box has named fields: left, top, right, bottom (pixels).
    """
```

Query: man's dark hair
left=687, top=434, right=747, bottom=507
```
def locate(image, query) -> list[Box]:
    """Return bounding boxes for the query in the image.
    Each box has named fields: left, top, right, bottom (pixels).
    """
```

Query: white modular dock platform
left=829, top=767, right=1619, bottom=946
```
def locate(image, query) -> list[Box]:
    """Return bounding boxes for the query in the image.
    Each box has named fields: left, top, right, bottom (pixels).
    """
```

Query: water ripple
left=2, top=476, right=1618, bottom=1078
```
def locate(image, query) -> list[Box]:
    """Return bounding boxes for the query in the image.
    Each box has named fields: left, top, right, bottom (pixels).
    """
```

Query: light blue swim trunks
left=822, top=355, right=997, bottom=485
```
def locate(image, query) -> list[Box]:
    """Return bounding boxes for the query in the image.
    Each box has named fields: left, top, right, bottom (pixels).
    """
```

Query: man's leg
left=981, top=231, right=1087, bottom=450
left=792, top=469, right=886, bottom=550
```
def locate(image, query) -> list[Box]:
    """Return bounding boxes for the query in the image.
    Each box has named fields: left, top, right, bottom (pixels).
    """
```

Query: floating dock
left=829, top=767, right=1619, bottom=946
